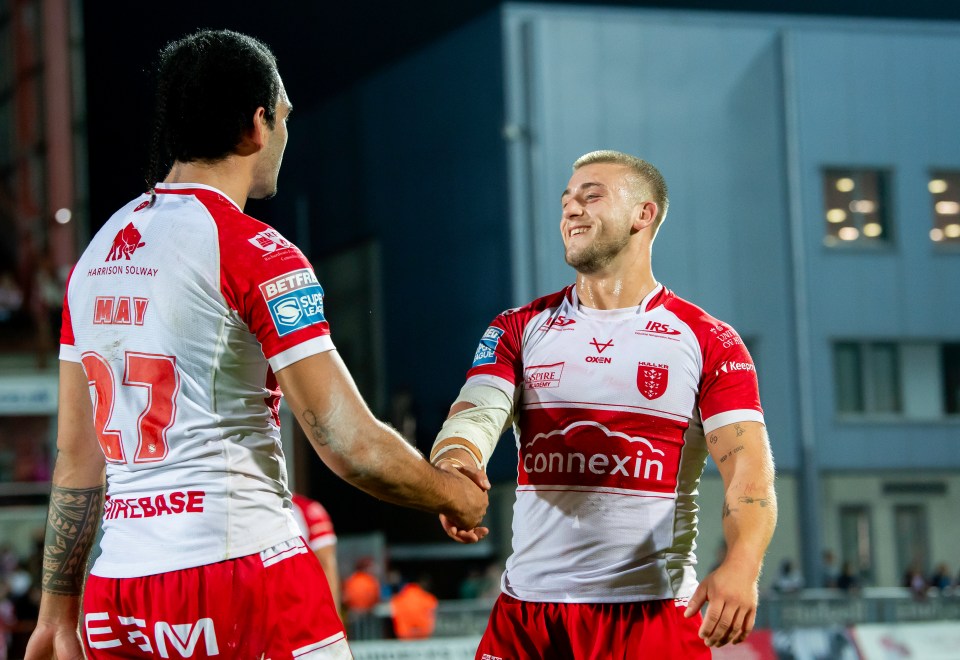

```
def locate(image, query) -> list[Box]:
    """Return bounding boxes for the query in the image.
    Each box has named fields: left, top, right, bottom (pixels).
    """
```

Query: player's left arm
left=313, top=544, right=341, bottom=613
left=684, top=420, right=777, bottom=648
left=25, top=361, right=106, bottom=660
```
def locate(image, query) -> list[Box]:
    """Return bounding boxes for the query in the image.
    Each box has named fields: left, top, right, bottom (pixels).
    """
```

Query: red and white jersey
left=291, top=493, right=337, bottom=551
left=61, top=183, right=335, bottom=578
left=466, top=284, right=764, bottom=603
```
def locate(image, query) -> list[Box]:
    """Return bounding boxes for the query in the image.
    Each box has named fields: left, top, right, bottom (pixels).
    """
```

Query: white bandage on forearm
left=431, top=382, right=514, bottom=469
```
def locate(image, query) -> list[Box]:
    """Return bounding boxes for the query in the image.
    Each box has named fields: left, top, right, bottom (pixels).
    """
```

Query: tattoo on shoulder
left=42, top=485, right=104, bottom=596
left=302, top=409, right=330, bottom=447
left=735, top=423, right=745, bottom=437
left=709, top=434, right=718, bottom=445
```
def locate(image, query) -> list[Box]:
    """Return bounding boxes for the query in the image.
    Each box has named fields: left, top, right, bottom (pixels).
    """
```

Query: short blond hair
left=573, top=150, right=669, bottom=230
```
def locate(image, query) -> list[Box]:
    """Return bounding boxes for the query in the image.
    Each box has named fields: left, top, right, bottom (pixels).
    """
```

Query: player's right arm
left=25, top=361, right=107, bottom=660
left=275, top=350, right=489, bottom=531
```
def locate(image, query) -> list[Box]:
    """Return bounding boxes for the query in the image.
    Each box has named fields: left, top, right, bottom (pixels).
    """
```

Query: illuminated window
left=928, top=171, right=960, bottom=244
left=823, top=169, right=890, bottom=246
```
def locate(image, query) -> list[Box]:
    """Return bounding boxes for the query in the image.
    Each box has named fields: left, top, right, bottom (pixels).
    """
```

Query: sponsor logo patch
left=105, top=222, right=146, bottom=261
left=472, top=326, right=504, bottom=367
left=259, top=269, right=325, bottom=336
left=539, top=315, right=577, bottom=331
left=637, top=361, right=669, bottom=400
left=637, top=320, right=682, bottom=336
left=524, top=362, right=564, bottom=389
left=518, top=419, right=676, bottom=493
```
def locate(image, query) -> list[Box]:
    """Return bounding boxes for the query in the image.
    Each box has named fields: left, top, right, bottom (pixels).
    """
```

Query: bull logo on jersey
left=637, top=361, right=668, bottom=400
left=105, top=222, right=145, bottom=261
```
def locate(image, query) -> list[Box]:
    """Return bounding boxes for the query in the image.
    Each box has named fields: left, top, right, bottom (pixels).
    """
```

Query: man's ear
left=236, top=106, right=268, bottom=156
left=632, top=200, right=658, bottom=232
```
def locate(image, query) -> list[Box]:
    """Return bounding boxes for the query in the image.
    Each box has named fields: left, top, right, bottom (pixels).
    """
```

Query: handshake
left=432, top=452, right=491, bottom=544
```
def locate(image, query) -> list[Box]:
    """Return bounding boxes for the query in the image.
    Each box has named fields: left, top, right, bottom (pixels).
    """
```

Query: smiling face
left=560, top=162, right=639, bottom=275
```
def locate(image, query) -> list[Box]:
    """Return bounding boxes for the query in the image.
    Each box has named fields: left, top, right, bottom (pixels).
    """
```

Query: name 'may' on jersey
left=61, top=183, right=334, bottom=578
left=466, top=284, right=764, bottom=603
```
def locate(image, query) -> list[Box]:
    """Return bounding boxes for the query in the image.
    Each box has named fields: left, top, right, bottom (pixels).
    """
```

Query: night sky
left=82, top=0, right=960, bottom=226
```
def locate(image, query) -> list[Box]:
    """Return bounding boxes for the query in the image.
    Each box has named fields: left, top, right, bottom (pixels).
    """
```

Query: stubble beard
left=564, top=230, right=630, bottom=274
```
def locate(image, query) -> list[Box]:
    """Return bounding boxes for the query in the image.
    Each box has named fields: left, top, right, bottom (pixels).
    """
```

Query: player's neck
left=163, top=159, right=252, bottom=209
left=575, top=266, right=657, bottom=311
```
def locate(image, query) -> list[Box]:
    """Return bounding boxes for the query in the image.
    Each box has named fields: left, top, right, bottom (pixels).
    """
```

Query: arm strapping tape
left=431, top=382, right=514, bottom=469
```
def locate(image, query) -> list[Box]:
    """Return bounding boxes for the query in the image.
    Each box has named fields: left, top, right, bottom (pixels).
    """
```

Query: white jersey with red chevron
left=291, top=494, right=337, bottom=551
left=61, top=183, right=335, bottom=579
left=465, top=284, right=764, bottom=603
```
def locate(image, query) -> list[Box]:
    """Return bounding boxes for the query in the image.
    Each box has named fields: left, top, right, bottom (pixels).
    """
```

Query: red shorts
left=82, top=537, right=350, bottom=659
left=476, top=594, right=711, bottom=660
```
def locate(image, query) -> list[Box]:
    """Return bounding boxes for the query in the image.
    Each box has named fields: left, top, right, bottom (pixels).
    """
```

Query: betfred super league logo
left=106, top=223, right=145, bottom=261
left=637, top=361, right=669, bottom=400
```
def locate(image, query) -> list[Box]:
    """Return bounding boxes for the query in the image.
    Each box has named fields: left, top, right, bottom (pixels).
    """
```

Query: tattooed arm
left=25, top=361, right=105, bottom=660
left=275, top=350, right=488, bottom=531
left=685, top=421, right=777, bottom=649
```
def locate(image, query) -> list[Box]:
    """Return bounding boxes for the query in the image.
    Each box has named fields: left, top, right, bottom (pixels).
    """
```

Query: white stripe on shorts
left=293, top=631, right=351, bottom=658
left=260, top=537, right=308, bottom=568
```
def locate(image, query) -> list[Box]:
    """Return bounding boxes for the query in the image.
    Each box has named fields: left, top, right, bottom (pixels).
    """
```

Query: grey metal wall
left=502, top=4, right=960, bottom=475
left=786, top=25, right=960, bottom=469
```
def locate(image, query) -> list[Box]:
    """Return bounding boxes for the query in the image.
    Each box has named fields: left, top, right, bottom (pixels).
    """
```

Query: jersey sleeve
left=463, top=309, right=526, bottom=396
left=218, top=220, right=334, bottom=372
left=696, top=320, right=764, bottom=434
left=59, top=265, right=80, bottom=363
left=292, top=494, right=337, bottom=550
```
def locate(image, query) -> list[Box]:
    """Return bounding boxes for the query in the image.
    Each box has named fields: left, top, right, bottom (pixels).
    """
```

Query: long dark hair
left=145, top=29, right=280, bottom=196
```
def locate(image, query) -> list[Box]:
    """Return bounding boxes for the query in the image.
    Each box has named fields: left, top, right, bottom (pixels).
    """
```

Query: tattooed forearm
left=42, top=484, right=104, bottom=595
left=718, top=445, right=745, bottom=464
left=722, top=500, right=734, bottom=519
left=738, top=496, right=772, bottom=508
left=302, top=409, right=331, bottom=447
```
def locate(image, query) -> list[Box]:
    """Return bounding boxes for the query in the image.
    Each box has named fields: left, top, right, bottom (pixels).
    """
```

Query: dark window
left=833, top=342, right=901, bottom=414
left=943, top=343, right=960, bottom=414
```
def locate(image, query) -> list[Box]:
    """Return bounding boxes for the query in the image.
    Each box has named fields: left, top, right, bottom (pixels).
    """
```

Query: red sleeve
left=59, top=265, right=79, bottom=362
left=212, top=203, right=332, bottom=368
left=292, top=494, right=336, bottom=547
left=695, top=318, right=764, bottom=432
left=464, top=309, right=527, bottom=387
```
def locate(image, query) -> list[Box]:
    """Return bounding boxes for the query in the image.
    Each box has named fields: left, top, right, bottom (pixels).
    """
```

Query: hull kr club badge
left=637, top=362, right=668, bottom=400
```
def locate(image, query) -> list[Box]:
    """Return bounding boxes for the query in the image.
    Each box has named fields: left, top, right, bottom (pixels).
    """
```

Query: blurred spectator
left=389, top=387, right=418, bottom=444
left=459, top=568, right=487, bottom=600
left=904, top=564, right=927, bottom=600
left=390, top=575, right=438, bottom=640
left=343, top=558, right=381, bottom=614
left=0, top=580, right=16, bottom=660
left=837, top=561, right=860, bottom=594
left=291, top=493, right=340, bottom=612
left=0, top=272, right=22, bottom=323
left=772, top=559, right=804, bottom=594
left=822, top=549, right=840, bottom=589
left=381, top=566, right=404, bottom=600
left=929, top=563, right=952, bottom=593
